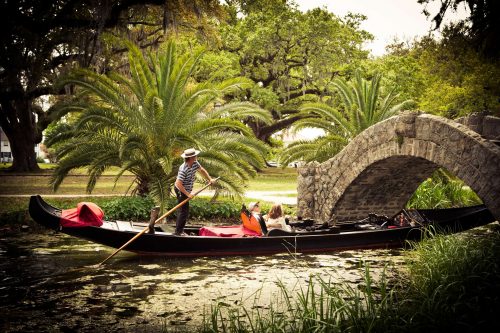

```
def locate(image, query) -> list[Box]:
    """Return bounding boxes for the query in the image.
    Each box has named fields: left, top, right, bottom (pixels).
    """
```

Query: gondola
left=28, top=195, right=496, bottom=257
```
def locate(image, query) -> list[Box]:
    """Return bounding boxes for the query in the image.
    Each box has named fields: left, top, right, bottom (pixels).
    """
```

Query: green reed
left=196, top=224, right=500, bottom=333
left=396, top=225, right=500, bottom=332
left=198, top=264, right=395, bottom=333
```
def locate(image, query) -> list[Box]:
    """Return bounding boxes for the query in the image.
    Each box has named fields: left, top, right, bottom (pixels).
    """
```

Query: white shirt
left=266, top=216, right=292, bottom=232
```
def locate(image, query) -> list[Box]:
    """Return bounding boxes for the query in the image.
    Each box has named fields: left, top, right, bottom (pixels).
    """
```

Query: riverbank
left=0, top=167, right=298, bottom=227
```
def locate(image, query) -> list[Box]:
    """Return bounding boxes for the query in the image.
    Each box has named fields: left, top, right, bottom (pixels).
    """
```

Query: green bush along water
left=0, top=195, right=258, bottom=227
left=407, top=169, right=482, bottom=209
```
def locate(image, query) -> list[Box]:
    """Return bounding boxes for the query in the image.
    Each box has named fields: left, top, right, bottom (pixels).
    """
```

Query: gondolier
left=174, top=148, right=216, bottom=236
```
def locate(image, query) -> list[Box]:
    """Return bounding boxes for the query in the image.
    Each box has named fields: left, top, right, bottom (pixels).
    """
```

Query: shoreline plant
left=196, top=224, right=500, bottom=333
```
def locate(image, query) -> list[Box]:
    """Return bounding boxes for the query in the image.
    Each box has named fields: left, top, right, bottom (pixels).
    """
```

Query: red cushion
left=60, top=202, right=104, bottom=227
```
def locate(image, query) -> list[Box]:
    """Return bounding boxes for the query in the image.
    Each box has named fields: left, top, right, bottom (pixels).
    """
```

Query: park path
left=199, top=190, right=297, bottom=205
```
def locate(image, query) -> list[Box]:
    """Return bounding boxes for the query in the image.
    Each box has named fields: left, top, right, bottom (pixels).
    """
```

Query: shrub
left=3, top=195, right=274, bottom=226
left=96, top=196, right=242, bottom=222
left=407, top=169, right=482, bottom=209
left=100, top=196, right=155, bottom=221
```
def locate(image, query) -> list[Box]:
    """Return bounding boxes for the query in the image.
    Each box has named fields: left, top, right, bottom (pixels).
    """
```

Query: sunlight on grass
left=0, top=167, right=297, bottom=195
left=245, top=168, right=297, bottom=192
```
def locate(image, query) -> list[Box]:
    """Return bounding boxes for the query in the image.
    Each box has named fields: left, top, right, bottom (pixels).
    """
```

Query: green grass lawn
left=0, top=165, right=298, bottom=214
left=0, top=162, right=133, bottom=175
left=0, top=174, right=136, bottom=195
left=0, top=165, right=297, bottom=195
left=244, top=167, right=297, bottom=191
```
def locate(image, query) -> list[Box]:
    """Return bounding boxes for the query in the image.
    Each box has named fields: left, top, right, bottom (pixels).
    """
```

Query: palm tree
left=280, top=71, right=413, bottom=164
left=46, top=40, right=272, bottom=208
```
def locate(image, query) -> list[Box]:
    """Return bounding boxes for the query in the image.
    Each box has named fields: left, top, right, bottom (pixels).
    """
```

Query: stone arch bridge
left=297, top=112, right=500, bottom=222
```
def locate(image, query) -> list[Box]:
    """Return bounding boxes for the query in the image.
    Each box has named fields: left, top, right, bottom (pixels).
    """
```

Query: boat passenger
left=264, top=203, right=292, bottom=232
left=248, top=201, right=261, bottom=218
left=246, top=202, right=268, bottom=235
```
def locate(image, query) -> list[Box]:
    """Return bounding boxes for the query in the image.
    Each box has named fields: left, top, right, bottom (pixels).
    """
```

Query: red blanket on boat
left=199, top=225, right=261, bottom=237
left=60, top=202, right=104, bottom=227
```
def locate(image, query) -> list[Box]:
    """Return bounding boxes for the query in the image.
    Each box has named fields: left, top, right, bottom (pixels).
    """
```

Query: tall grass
left=197, top=224, right=500, bottom=333
left=396, top=225, right=500, bottom=332
left=199, top=265, right=396, bottom=333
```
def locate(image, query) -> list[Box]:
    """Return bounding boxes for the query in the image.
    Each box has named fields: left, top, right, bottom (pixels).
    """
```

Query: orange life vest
left=241, top=211, right=263, bottom=235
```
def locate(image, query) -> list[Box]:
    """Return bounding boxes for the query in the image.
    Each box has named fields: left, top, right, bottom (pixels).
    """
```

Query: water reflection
left=0, top=231, right=406, bottom=332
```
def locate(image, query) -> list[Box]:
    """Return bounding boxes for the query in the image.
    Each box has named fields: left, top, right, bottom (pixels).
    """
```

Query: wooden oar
left=97, top=177, right=219, bottom=266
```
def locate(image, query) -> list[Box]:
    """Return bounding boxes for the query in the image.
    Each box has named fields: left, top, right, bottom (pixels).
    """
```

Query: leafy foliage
left=381, top=26, right=500, bottom=118
left=216, top=1, right=373, bottom=141
left=418, top=0, right=500, bottom=57
left=280, top=71, right=412, bottom=164
left=0, top=0, right=225, bottom=172
left=414, top=27, right=500, bottom=117
left=361, top=52, right=426, bottom=103
left=99, top=196, right=242, bottom=221
left=101, top=196, right=155, bottom=221
left=46, top=40, right=271, bottom=209
left=406, top=169, right=482, bottom=209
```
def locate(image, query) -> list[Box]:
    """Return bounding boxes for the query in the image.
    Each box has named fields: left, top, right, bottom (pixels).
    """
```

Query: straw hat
left=181, top=148, right=200, bottom=158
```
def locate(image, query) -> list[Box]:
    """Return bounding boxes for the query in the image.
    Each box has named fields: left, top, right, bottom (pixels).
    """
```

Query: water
left=0, top=229, right=406, bottom=332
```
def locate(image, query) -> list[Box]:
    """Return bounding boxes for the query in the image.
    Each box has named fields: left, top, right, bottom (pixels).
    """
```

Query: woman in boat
left=264, top=203, right=292, bottom=232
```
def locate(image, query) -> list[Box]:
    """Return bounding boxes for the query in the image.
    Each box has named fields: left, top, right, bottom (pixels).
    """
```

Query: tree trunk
left=135, top=177, right=150, bottom=196
left=0, top=96, right=41, bottom=172
left=9, top=132, right=40, bottom=172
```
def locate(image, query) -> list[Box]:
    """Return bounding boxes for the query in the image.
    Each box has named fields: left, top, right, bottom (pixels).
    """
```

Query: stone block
left=483, top=116, right=500, bottom=139
left=400, top=139, right=414, bottom=155
left=455, top=164, right=475, bottom=183
left=414, top=139, right=427, bottom=159
left=425, top=141, right=437, bottom=161
left=415, top=116, right=432, bottom=140
left=426, top=118, right=449, bottom=143
left=395, top=122, right=416, bottom=138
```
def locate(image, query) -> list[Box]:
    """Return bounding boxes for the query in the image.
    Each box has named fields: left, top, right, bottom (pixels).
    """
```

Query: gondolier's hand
left=187, top=193, right=194, bottom=199
left=209, top=177, right=217, bottom=185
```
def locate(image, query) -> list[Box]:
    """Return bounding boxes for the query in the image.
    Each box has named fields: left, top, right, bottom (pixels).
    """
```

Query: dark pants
left=174, top=188, right=189, bottom=234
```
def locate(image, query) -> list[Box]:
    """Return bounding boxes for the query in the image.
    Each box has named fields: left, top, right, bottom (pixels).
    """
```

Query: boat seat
left=116, top=221, right=135, bottom=231
left=158, top=224, right=175, bottom=233
left=102, top=221, right=118, bottom=230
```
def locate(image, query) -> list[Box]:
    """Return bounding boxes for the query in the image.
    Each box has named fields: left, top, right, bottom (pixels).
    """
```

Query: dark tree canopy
left=418, top=0, right=500, bottom=57
left=0, top=0, right=223, bottom=171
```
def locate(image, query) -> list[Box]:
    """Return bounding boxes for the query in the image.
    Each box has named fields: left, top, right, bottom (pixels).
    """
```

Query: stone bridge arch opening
left=297, top=112, right=500, bottom=222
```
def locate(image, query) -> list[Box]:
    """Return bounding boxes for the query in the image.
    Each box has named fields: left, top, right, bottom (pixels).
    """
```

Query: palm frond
left=211, top=101, right=273, bottom=124
left=290, top=70, right=409, bottom=163
left=49, top=39, right=269, bottom=201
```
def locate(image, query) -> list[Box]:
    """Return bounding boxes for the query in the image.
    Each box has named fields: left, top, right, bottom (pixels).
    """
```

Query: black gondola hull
left=28, top=195, right=496, bottom=257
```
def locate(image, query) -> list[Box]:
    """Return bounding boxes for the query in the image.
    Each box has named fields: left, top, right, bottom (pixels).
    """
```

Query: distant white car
left=267, top=161, right=279, bottom=167
left=288, top=161, right=302, bottom=168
